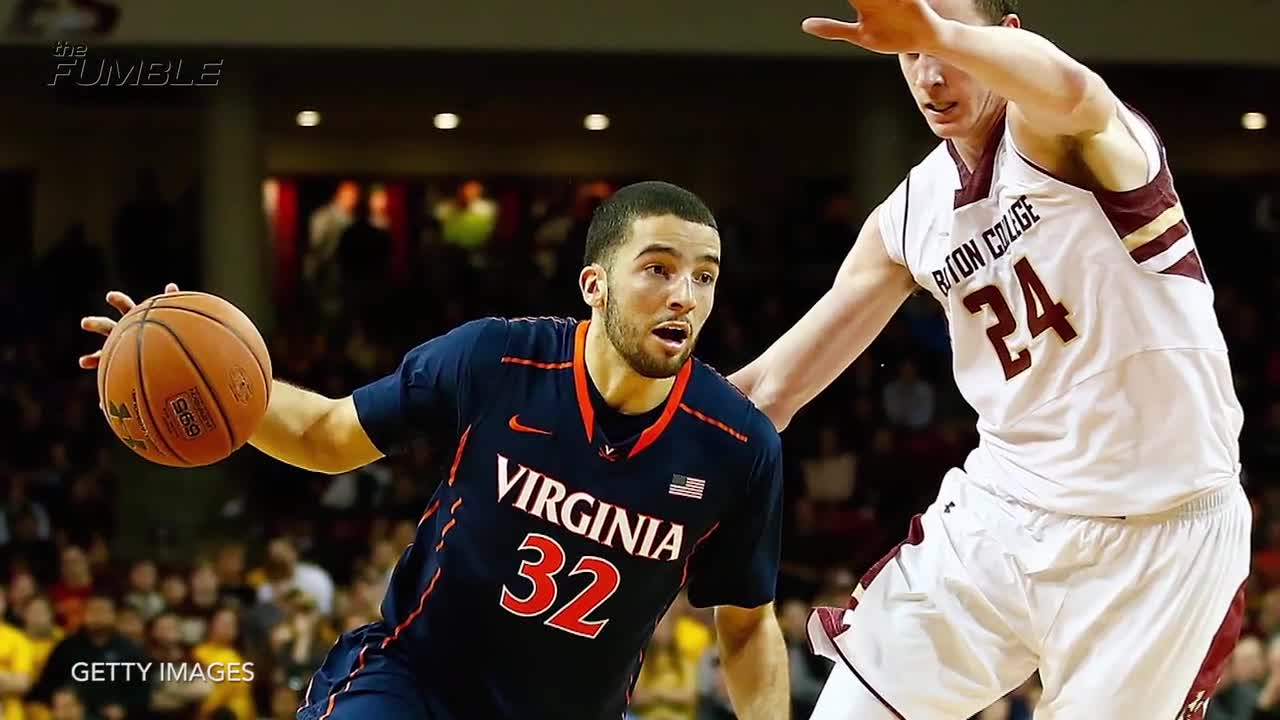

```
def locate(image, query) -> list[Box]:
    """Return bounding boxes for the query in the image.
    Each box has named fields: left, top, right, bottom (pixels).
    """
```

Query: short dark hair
left=975, top=0, right=1017, bottom=23
left=583, top=181, right=717, bottom=268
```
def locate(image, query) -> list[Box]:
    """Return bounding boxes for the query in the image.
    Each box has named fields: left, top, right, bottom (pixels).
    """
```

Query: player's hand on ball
left=802, top=0, right=947, bottom=55
left=78, top=283, right=180, bottom=369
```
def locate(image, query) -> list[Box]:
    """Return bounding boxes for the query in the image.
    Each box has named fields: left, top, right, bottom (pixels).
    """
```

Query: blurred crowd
left=0, top=171, right=1278, bottom=719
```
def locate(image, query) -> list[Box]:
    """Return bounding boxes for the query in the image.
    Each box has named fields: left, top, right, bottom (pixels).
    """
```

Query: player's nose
left=667, top=275, right=697, bottom=313
left=914, top=54, right=946, bottom=89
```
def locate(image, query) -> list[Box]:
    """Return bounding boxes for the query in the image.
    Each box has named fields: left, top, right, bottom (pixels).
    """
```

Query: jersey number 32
left=963, top=258, right=1078, bottom=381
left=499, top=533, right=621, bottom=639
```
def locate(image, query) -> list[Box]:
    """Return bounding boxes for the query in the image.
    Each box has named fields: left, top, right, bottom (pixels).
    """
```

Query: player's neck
left=950, top=101, right=1007, bottom=171
left=584, top=322, right=675, bottom=416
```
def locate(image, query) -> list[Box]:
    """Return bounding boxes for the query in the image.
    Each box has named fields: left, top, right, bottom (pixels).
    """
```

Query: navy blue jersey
left=350, top=317, right=784, bottom=719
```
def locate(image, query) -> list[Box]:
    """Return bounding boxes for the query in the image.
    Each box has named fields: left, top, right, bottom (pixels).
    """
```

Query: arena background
left=0, top=1, right=1278, bottom=718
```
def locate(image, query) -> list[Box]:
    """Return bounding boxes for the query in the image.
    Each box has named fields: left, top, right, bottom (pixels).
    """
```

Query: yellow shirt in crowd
left=191, top=643, right=256, bottom=720
left=0, top=622, right=34, bottom=720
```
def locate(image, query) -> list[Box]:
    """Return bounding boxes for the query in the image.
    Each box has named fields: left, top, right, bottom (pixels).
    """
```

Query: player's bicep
left=1009, top=82, right=1151, bottom=193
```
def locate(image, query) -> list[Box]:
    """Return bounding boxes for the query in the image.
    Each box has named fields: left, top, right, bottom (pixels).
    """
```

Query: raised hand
left=802, top=0, right=947, bottom=55
left=78, top=283, right=180, bottom=369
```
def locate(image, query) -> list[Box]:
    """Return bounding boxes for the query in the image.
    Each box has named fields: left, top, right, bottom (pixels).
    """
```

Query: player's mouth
left=924, top=101, right=959, bottom=119
left=651, top=322, right=691, bottom=353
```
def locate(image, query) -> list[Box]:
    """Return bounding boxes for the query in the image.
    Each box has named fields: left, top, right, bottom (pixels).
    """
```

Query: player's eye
left=695, top=272, right=716, bottom=285
left=645, top=264, right=669, bottom=278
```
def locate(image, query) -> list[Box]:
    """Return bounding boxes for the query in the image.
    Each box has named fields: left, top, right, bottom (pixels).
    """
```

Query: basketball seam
left=144, top=316, right=239, bottom=450
left=147, top=301, right=271, bottom=406
left=99, top=320, right=138, bottom=421
left=137, top=301, right=192, bottom=465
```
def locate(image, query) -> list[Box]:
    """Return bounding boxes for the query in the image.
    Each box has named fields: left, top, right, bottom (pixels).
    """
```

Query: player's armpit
left=733, top=207, right=914, bottom=431
left=1009, top=94, right=1152, bottom=194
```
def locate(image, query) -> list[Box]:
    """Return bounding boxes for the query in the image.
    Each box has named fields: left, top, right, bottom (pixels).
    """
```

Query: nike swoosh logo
left=509, top=415, right=552, bottom=436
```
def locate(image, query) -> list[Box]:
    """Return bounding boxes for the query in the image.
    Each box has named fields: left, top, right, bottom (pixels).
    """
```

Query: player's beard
left=603, top=292, right=693, bottom=379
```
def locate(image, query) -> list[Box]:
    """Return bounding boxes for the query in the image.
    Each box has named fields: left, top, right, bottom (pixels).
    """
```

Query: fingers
left=164, top=283, right=180, bottom=294
left=81, top=316, right=117, bottom=337
left=79, top=351, right=102, bottom=369
left=105, top=290, right=137, bottom=316
left=801, top=17, right=862, bottom=41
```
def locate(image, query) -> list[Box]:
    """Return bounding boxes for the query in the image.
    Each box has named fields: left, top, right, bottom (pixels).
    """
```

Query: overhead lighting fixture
left=584, top=113, right=610, bottom=131
left=1242, top=112, right=1268, bottom=131
left=434, top=112, right=460, bottom=130
left=296, top=110, right=321, bottom=127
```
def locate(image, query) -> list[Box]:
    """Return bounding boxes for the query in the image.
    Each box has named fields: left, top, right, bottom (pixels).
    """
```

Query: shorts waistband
left=1119, top=481, right=1242, bottom=522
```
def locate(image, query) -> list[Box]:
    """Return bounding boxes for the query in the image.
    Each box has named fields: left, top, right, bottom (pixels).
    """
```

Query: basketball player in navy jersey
left=78, top=181, right=790, bottom=719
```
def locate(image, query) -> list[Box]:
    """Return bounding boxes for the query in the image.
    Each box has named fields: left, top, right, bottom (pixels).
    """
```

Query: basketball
left=96, top=291, right=273, bottom=468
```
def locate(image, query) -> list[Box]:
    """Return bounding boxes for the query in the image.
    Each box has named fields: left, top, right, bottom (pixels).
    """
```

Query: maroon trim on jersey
left=1130, top=219, right=1190, bottom=263
left=1160, top=248, right=1208, bottom=283
left=1177, top=579, right=1247, bottom=719
left=946, top=112, right=1006, bottom=209
left=847, top=513, right=927, bottom=611
left=1093, top=161, right=1179, bottom=238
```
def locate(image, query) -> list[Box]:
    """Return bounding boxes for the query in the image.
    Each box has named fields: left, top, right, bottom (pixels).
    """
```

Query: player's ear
left=579, top=264, right=607, bottom=311
left=999, top=13, right=1020, bottom=29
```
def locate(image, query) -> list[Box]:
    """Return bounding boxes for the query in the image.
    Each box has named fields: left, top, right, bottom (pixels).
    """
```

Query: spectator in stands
left=148, top=612, right=212, bottom=719
left=254, top=537, right=335, bottom=616
left=0, top=588, right=32, bottom=720
left=0, top=474, right=52, bottom=544
left=882, top=358, right=936, bottom=430
left=305, top=180, right=360, bottom=317
left=799, top=426, right=858, bottom=540
left=778, top=599, right=826, bottom=718
left=114, top=605, right=146, bottom=648
left=160, top=571, right=188, bottom=615
left=269, top=589, right=331, bottom=696
left=212, top=543, right=255, bottom=609
left=123, top=559, right=163, bottom=622
left=22, top=595, right=60, bottom=681
left=631, top=611, right=697, bottom=719
left=1, top=507, right=58, bottom=586
left=49, top=686, right=86, bottom=720
left=192, top=607, right=255, bottom=720
left=434, top=179, right=497, bottom=269
left=8, top=570, right=37, bottom=624
left=179, top=562, right=222, bottom=645
left=30, top=594, right=150, bottom=720
left=49, top=546, right=93, bottom=632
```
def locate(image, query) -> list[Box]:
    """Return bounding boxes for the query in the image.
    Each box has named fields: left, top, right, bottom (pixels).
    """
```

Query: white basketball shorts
left=807, top=468, right=1250, bottom=720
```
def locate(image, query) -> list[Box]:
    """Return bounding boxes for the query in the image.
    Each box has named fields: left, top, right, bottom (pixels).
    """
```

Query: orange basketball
left=97, top=291, right=273, bottom=468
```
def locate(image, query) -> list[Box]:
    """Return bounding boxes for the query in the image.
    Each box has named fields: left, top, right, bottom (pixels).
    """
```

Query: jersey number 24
left=963, top=258, right=1078, bottom=380
left=499, top=533, right=620, bottom=639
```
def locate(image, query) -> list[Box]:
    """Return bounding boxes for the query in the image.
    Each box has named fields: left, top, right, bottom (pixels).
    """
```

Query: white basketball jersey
left=878, top=105, right=1243, bottom=516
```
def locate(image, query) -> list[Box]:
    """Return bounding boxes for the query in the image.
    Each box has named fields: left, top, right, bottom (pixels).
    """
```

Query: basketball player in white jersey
left=728, top=0, right=1250, bottom=718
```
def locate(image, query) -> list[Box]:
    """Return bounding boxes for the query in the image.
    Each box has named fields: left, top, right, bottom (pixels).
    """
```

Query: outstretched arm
left=730, top=207, right=915, bottom=431
left=803, top=0, right=1150, bottom=190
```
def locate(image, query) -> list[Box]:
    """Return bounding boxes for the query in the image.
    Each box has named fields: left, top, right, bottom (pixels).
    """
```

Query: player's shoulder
left=497, top=315, right=579, bottom=366
left=685, top=359, right=782, bottom=456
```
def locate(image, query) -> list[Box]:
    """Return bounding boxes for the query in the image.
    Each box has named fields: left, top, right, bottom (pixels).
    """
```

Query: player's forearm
left=248, top=380, right=353, bottom=473
left=716, top=611, right=790, bottom=720
left=928, top=22, right=1109, bottom=135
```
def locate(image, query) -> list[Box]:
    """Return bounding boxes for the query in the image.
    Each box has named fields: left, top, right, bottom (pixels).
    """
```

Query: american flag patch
left=668, top=474, right=705, bottom=500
